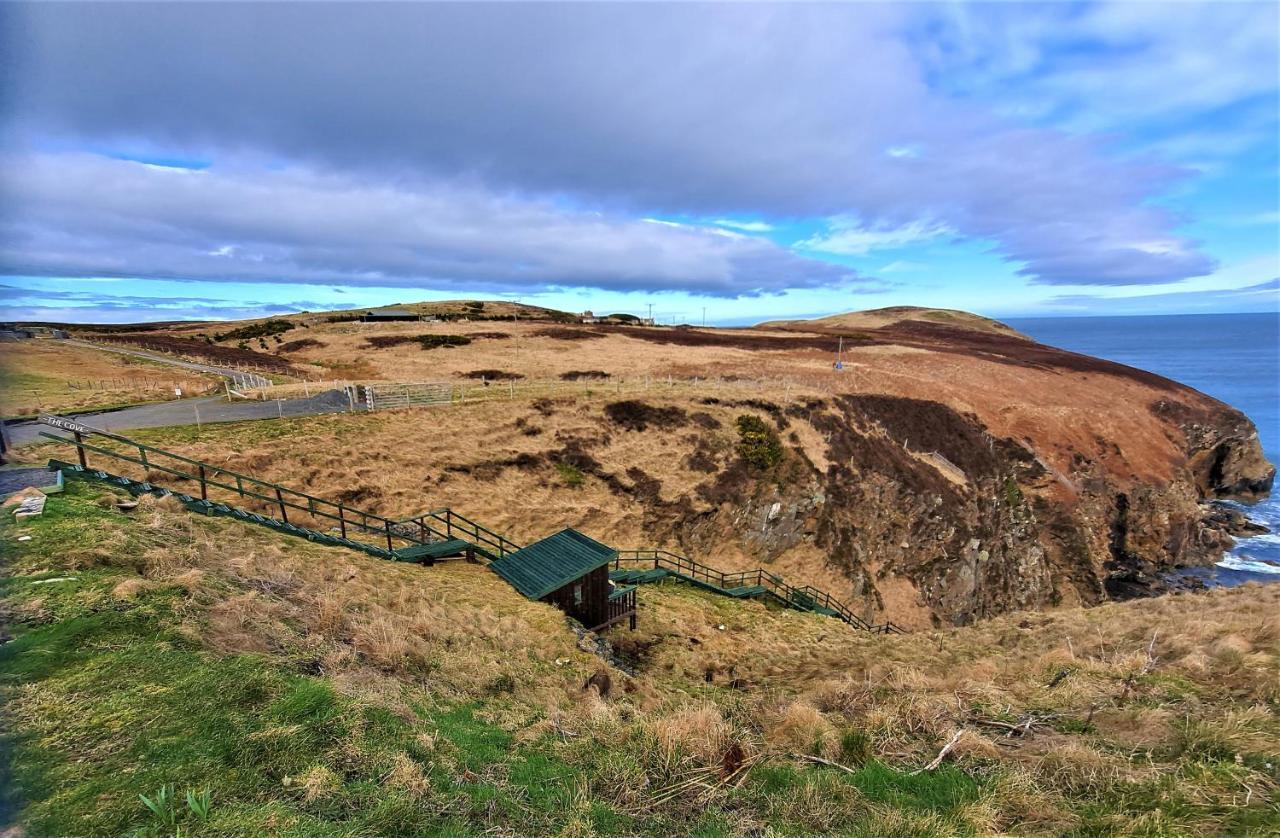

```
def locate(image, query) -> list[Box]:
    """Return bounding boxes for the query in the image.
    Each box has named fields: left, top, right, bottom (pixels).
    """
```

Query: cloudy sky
left=1, top=1, right=1276, bottom=324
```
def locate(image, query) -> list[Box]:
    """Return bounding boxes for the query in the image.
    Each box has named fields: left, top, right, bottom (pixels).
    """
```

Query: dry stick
left=1143, top=629, right=1160, bottom=673
left=792, top=753, right=857, bottom=775
left=913, top=729, right=966, bottom=774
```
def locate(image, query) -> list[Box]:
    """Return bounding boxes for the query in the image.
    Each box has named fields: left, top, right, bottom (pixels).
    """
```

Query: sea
left=1006, top=312, right=1280, bottom=586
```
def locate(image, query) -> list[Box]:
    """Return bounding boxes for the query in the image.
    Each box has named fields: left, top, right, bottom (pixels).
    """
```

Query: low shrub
left=418, top=335, right=472, bottom=350
left=215, top=319, right=295, bottom=342
left=555, top=462, right=585, bottom=488
left=560, top=370, right=609, bottom=381
left=735, top=414, right=783, bottom=470
left=461, top=369, right=523, bottom=381
left=604, top=400, right=688, bottom=431
left=278, top=338, right=324, bottom=352
left=363, top=334, right=472, bottom=350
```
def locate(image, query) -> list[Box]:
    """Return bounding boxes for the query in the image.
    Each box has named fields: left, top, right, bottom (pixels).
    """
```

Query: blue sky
left=0, top=2, right=1276, bottom=325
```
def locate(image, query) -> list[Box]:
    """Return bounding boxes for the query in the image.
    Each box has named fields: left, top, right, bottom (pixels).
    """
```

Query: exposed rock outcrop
left=609, top=389, right=1273, bottom=629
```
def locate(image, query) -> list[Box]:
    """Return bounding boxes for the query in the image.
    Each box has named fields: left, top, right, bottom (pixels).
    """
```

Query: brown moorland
left=29, top=303, right=1272, bottom=630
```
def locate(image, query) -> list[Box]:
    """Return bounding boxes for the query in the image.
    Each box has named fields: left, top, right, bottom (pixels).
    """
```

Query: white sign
left=37, top=414, right=98, bottom=436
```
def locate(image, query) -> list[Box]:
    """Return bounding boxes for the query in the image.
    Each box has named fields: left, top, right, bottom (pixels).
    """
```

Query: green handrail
left=613, top=549, right=904, bottom=634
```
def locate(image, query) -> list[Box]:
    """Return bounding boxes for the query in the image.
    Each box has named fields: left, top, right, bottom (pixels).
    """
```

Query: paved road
left=6, top=389, right=360, bottom=447
left=66, top=339, right=272, bottom=389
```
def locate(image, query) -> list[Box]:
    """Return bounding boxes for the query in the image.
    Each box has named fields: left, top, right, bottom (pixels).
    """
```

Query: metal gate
left=363, top=382, right=454, bottom=411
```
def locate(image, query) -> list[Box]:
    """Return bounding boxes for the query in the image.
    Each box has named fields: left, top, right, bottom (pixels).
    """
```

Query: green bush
left=735, top=415, right=783, bottom=470
left=555, top=462, right=585, bottom=488
left=215, top=319, right=295, bottom=342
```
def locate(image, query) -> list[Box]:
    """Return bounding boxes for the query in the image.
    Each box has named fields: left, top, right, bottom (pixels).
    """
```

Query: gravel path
left=6, top=389, right=360, bottom=448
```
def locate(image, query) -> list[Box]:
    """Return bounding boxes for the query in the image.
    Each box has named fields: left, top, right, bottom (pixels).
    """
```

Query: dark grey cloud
left=0, top=3, right=1229, bottom=287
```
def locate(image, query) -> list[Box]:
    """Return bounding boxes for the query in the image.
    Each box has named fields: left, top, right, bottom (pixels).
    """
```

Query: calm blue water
left=1006, top=313, right=1280, bottom=584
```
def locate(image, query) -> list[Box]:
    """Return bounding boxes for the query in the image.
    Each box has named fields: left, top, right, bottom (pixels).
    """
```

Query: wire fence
left=243, top=373, right=840, bottom=411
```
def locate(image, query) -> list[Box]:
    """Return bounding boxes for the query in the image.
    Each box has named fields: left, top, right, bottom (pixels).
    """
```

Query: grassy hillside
left=758, top=306, right=1024, bottom=337
left=2, top=483, right=1277, bottom=835
left=0, top=341, right=221, bottom=417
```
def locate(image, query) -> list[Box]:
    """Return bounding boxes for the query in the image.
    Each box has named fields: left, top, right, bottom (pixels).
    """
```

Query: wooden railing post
left=198, top=464, right=208, bottom=501
left=73, top=431, right=87, bottom=468
left=275, top=487, right=288, bottom=523
left=384, top=520, right=394, bottom=553
left=338, top=505, right=347, bottom=539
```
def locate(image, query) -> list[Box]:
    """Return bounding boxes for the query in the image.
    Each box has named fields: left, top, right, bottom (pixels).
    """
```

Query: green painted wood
left=490, top=528, right=617, bottom=600
left=393, top=538, right=471, bottom=562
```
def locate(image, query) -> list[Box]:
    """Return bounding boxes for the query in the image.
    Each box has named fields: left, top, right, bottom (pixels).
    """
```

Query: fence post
left=384, top=520, right=394, bottom=553
left=337, top=504, right=348, bottom=539
left=275, top=487, right=288, bottom=523
left=198, top=464, right=208, bottom=501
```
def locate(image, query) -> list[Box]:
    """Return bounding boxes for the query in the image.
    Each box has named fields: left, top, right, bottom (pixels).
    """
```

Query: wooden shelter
left=489, top=528, right=637, bottom=631
left=360, top=308, right=421, bottom=322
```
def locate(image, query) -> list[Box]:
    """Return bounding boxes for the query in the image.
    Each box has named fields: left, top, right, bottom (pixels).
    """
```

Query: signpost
left=38, top=414, right=101, bottom=468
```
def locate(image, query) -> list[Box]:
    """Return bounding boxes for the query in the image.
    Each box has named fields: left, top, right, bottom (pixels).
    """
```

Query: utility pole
left=702, top=307, right=706, bottom=327
left=647, top=302, right=653, bottom=323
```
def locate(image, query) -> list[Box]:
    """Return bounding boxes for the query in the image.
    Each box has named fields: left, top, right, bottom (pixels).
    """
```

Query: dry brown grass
left=81, top=494, right=601, bottom=710
left=15, top=484, right=1280, bottom=832
left=612, top=580, right=1280, bottom=772
left=193, top=313, right=1217, bottom=491
left=0, top=340, right=220, bottom=415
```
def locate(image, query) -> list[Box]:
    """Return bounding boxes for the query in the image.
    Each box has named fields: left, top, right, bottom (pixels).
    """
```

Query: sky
left=0, top=1, right=1277, bottom=325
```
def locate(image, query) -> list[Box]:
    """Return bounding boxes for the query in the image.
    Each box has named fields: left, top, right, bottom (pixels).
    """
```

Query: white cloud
left=885, top=146, right=920, bottom=159
left=797, top=219, right=953, bottom=256
left=879, top=260, right=925, bottom=273
left=711, top=218, right=774, bottom=233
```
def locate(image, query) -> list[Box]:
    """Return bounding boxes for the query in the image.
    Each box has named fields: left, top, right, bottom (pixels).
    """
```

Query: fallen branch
left=967, top=712, right=1058, bottom=738
left=913, top=729, right=965, bottom=774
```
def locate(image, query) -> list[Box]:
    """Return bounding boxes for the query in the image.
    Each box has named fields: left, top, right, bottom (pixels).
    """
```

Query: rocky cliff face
left=619, top=390, right=1273, bottom=629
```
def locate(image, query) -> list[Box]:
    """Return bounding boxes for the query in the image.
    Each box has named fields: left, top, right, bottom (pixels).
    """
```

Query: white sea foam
left=1217, top=554, right=1280, bottom=575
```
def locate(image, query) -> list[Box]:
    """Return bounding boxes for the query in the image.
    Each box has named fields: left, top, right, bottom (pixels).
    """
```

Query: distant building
left=579, top=310, right=600, bottom=324
left=638, top=318, right=656, bottom=327
left=359, top=308, right=421, bottom=322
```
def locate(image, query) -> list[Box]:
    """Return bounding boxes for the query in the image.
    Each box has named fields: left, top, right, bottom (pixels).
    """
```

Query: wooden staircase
left=610, top=550, right=904, bottom=634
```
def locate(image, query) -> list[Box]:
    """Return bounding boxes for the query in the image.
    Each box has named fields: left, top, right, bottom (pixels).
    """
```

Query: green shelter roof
left=489, top=528, right=617, bottom=600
